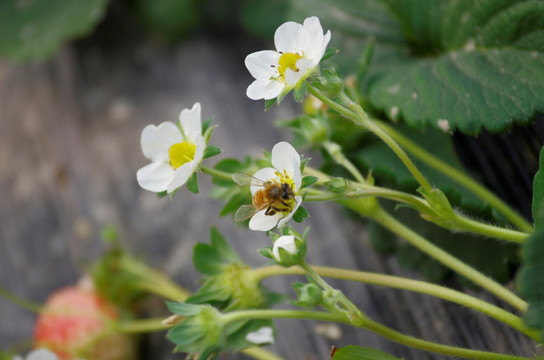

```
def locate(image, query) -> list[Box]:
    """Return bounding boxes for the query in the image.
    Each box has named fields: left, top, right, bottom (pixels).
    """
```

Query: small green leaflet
left=187, top=172, right=199, bottom=194
left=300, top=176, right=318, bottom=189
left=204, top=146, right=222, bottom=159
left=322, top=47, right=339, bottom=62
left=265, top=98, right=277, bottom=111
left=331, top=345, right=402, bottom=360
left=293, top=206, right=309, bottom=222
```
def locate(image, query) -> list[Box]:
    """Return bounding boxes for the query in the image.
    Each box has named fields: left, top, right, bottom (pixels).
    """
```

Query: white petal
left=251, top=167, right=278, bottom=195
left=271, top=141, right=300, bottom=177
left=319, top=30, right=332, bottom=61
left=249, top=210, right=283, bottom=232
left=284, top=57, right=314, bottom=85
left=26, top=349, right=60, bottom=360
left=193, top=135, right=205, bottom=163
left=273, top=235, right=297, bottom=260
left=302, top=17, right=329, bottom=61
left=246, top=327, right=275, bottom=345
left=141, top=122, right=182, bottom=162
left=245, top=51, right=280, bottom=80
left=247, top=79, right=284, bottom=100
left=137, top=162, right=174, bottom=193
left=277, top=196, right=302, bottom=228
left=275, top=21, right=303, bottom=53
left=166, top=161, right=196, bottom=193
left=179, top=103, right=202, bottom=140
left=291, top=155, right=302, bottom=191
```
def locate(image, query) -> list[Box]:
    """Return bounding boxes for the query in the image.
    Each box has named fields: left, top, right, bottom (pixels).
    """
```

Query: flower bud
left=272, top=235, right=306, bottom=267
left=293, top=283, right=323, bottom=308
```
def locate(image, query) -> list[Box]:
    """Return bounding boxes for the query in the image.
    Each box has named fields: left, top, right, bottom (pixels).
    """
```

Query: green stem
left=452, top=214, right=528, bottom=244
left=117, top=317, right=168, bottom=333
left=223, top=309, right=342, bottom=324
left=252, top=265, right=538, bottom=340
left=120, top=257, right=190, bottom=301
left=375, top=120, right=534, bottom=233
left=362, top=317, right=533, bottom=360
left=201, top=165, right=235, bottom=182
left=343, top=202, right=527, bottom=312
left=307, top=84, right=433, bottom=192
left=323, top=140, right=366, bottom=183
left=0, top=287, right=43, bottom=314
left=222, top=309, right=532, bottom=360
left=303, top=168, right=527, bottom=243
left=299, top=261, right=363, bottom=318
left=241, top=347, right=286, bottom=360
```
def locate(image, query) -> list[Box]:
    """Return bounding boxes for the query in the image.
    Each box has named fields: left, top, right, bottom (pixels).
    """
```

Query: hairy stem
left=252, top=265, right=538, bottom=340
left=375, top=120, right=533, bottom=233
left=223, top=309, right=533, bottom=360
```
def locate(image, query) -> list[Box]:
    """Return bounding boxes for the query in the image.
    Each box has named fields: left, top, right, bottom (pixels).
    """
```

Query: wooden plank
left=0, top=35, right=538, bottom=359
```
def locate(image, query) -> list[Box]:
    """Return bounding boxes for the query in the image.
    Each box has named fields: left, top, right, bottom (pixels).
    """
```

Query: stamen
left=169, top=141, right=196, bottom=169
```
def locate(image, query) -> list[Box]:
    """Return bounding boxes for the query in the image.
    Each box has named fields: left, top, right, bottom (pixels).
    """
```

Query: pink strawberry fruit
left=33, top=280, right=135, bottom=360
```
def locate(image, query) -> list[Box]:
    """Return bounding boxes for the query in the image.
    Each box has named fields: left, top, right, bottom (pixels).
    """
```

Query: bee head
left=281, top=183, right=295, bottom=200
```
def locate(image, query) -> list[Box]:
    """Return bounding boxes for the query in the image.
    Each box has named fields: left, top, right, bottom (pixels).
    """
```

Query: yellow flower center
left=169, top=141, right=196, bottom=169
left=278, top=52, right=302, bottom=79
left=274, top=170, right=296, bottom=191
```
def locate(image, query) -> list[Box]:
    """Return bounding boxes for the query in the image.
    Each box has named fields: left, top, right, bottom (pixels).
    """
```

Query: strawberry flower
left=137, top=103, right=205, bottom=194
left=245, top=16, right=331, bottom=101
left=249, top=141, right=302, bottom=231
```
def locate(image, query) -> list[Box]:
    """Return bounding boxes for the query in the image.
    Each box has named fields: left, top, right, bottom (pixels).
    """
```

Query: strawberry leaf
left=289, top=0, right=544, bottom=134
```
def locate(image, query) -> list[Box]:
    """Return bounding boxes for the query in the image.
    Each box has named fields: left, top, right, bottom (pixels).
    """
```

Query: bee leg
left=265, top=206, right=276, bottom=216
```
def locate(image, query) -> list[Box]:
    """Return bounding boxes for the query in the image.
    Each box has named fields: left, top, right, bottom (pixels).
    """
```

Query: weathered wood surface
left=0, top=33, right=538, bottom=359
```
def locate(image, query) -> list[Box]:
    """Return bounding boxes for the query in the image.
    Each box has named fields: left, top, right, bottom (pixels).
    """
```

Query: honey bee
left=232, top=172, right=296, bottom=222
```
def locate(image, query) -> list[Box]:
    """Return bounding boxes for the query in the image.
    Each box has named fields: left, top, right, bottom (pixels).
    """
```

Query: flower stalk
left=251, top=265, right=538, bottom=340
left=221, top=309, right=533, bottom=360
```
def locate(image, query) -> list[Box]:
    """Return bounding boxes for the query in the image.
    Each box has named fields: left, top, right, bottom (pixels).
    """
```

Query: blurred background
left=0, top=0, right=540, bottom=359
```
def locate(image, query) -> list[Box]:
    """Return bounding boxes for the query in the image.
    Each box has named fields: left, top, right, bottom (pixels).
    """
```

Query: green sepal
left=211, top=227, right=240, bottom=263
left=300, top=155, right=311, bottom=172
left=417, top=187, right=456, bottom=226
left=264, top=98, right=277, bottom=111
left=292, top=206, right=309, bottom=223
left=293, top=81, right=308, bottom=102
left=204, top=145, right=222, bottom=159
left=201, top=116, right=213, bottom=135
left=292, top=282, right=323, bottom=309
left=204, top=124, right=219, bottom=144
left=321, top=47, right=339, bottom=62
left=300, top=175, right=318, bottom=189
left=157, top=190, right=168, bottom=198
left=186, top=280, right=232, bottom=304
left=259, top=246, right=274, bottom=260
left=357, top=39, right=374, bottom=84
left=331, top=345, right=402, bottom=360
left=166, top=301, right=205, bottom=316
left=187, top=172, right=199, bottom=194
left=193, top=243, right=224, bottom=275
left=325, top=177, right=348, bottom=193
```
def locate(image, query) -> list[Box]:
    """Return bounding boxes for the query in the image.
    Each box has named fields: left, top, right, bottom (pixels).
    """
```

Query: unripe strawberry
left=33, top=279, right=135, bottom=360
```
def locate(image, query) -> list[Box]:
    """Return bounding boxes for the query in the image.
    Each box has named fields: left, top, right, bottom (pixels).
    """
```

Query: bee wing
left=232, top=172, right=267, bottom=187
left=234, top=203, right=270, bottom=222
